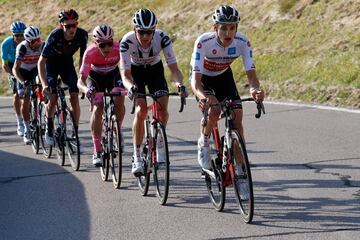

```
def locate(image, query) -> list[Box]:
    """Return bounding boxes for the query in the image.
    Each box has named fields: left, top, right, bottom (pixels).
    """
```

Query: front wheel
left=39, top=102, right=52, bottom=158
left=54, top=111, right=65, bottom=166
left=30, top=99, right=40, bottom=154
left=230, top=130, right=254, bottom=223
left=205, top=159, right=225, bottom=211
left=65, top=108, right=80, bottom=171
left=137, top=120, right=151, bottom=196
left=109, top=116, right=122, bottom=189
left=100, top=130, right=110, bottom=182
left=153, top=123, right=169, bottom=205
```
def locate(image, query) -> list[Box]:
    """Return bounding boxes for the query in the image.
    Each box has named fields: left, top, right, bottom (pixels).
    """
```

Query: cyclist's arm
left=120, top=68, right=134, bottom=90
left=2, top=61, right=12, bottom=75
left=246, top=69, right=264, bottom=100
left=168, top=62, right=183, bottom=87
left=38, top=55, right=48, bottom=88
left=12, top=60, right=24, bottom=84
left=191, top=71, right=206, bottom=100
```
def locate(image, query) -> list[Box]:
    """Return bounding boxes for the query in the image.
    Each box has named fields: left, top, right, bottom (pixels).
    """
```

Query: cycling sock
left=16, top=115, right=23, bottom=125
left=93, top=135, right=102, bottom=153
left=133, top=144, right=141, bottom=161
left=24, top=121, right=30, bottom=133
left=200, top=133, right=210, bottom=146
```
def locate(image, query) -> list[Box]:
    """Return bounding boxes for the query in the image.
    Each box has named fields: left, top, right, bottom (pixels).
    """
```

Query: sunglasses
left=137, top=29, right=154, bottom=35
left=13, top=34, right=24, bottom=38
left=98, top=41, right=113, bottom=48
left=30, top=38, right=41, bottom=45
left=63, top=22, right=78, bottom=29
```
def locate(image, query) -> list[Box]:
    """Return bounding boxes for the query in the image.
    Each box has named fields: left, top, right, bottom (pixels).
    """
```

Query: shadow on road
left=0, top=150, right=90, bottom=240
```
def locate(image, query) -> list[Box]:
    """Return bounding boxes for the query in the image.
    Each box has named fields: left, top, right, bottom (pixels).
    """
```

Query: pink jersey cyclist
left=77, top=25, right=126, bottom=166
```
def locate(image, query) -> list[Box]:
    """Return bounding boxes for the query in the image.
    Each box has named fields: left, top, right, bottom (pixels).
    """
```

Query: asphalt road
left=0, top=97, right=359, bottom=240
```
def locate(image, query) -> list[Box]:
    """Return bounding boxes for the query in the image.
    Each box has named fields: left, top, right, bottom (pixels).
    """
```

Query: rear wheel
left=230, top=130, right=254, bottom=223
left=110, top=116, right=122, bottom=189
left=137, top=120, right=151, bottom=195
left=153, top=123, right=169, bottom=205
left=54, top=110, right=65, bottom=166
left=30, top=98, right=40, bottom=154
left=39, top=102, right=52, bottom=158
left=65, top=108, right=80, bottom=171
left=205, top=159, right=225, bottom=211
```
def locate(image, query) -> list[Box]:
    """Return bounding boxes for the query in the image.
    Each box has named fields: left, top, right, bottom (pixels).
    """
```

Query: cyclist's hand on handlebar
left=42, top=86, right=51, bottom=98
left=198, top=97, right=209, bottom=111
left=86, top=86, right=96, bottom=102
left=128, top=85, right=138, bottom=101
left=250, top=88, right=265, bottom=101
left=178, top=85, right=188, bottom=98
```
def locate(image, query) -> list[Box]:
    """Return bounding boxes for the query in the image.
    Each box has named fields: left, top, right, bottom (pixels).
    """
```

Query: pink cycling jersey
left=80, top=41, right=120, bottom=77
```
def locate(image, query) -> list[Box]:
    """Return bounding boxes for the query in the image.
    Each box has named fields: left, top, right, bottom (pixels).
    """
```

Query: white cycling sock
left=133, top=144, right=142, bottom=162
left=200, top=133, right=210, bottom=146
left=16, top=115, right=23, bottom=125
left=24, top=121, right=30, bottom=133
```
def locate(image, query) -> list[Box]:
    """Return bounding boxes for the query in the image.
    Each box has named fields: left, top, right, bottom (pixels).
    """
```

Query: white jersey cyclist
left=120, top=29, right=177, bottom=69
left=190, top=31, right=255, bottom=78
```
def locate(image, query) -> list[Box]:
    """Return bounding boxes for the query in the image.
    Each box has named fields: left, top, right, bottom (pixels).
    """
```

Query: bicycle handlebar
left=201, top=98, right=265, bottom=127
left=131, top=92, right=186, bottom=114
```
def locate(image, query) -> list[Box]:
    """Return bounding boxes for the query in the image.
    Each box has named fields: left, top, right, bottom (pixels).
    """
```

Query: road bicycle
left=27, top=83, right=43, bottom=154
left=131, top=92, right=185, bottom=205
left=52, top=84, right=81, bottom=171
left=201, top=97, right=265, bottom=223
left=99, top=90, right=124, bottom=189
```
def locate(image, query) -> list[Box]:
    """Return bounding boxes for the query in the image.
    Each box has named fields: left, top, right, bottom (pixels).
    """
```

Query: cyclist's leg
left=8, top=74, right=22, bottom=126
left=61, top=62, right=80, bottom=127
left=146, top=61, right=170, bottom=127
left=45, top=61, right=59, bottom=144
left=109, top=67, right=126, bottom=128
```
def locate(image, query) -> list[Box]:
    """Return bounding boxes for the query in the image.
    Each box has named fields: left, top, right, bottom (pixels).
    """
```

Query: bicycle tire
left=30, top=98, right=40, bottom=154
left=205, top=159, right=225, bottom=211
left=54, top=111, right=65, bottom=166
left=110, top=116, right=122, bottom=189
left=65, top=108, right=81, bottom=171
left=100, top=125, right=110, bottom=181
left=137, top=120, right=151, bottom=196
left=230, top=130, right=254, bottom=223
left=153, top=123, right=170, bottom=205
left=39, top=102, right=52, bottom=158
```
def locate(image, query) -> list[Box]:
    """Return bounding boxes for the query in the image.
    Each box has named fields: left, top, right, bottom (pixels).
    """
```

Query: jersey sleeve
left=1, top=40, right=7, bottom=62
left=79, top=47, right=91, bottom=77
left=119, top=36, right=132, bottom=70
left=190, top=36, right=204, bottom=74
left=41, top=33, right=56, bottom=58
left=15, top=44, right=27, bottom=62
left=160, top=32, right=177, bottom=65
left=241, top=39, right=256, bottom=71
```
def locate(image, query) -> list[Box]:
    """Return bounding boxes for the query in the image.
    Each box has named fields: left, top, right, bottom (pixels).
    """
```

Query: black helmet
left=132, top=8, right=157, bottom=30
left=212, top=5, right=240, bottom=24
left=58, top=9, right=79, bottom=23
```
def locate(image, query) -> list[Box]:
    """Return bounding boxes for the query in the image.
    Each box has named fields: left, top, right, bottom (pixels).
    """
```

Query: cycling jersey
left=190, top=32, right=255, bottom=78
left=120, top=29, right=177, bottom=69
left=41, top=28, right=88, bottom=59
left=80, top=41, right=120, bottom=77
left=1, top=36, right=16, bottom=64
left=15, top=40, right=43, bottom=71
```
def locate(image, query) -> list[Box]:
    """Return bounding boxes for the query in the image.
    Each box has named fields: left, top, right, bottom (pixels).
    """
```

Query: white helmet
left=212, top=5, right=240, bottom=24
left=93, top=24, right=114, bottom=42
left=24, top=26, right=41, bottom=41
left=132, top=8, right=157, bottom=30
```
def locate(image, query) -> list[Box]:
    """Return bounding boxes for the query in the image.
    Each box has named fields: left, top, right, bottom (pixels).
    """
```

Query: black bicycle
left=28, top=83, right=43, bottom=154
left=99, top=90, right=123, bottom=189
left=201, top=97, right=265, bottom=223
left=52, top=85, right=81, bottom=171
left=131, top=92, right=185, bottom=205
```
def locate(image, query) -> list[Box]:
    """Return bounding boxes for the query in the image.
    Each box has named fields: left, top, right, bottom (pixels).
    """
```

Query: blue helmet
left=10, top=21, right=26, bottom=33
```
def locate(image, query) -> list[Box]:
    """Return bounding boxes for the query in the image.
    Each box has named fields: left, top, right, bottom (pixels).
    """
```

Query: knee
left=136, top=106, right=147, bottom=120
left=208, top=108, right=221, bottom=122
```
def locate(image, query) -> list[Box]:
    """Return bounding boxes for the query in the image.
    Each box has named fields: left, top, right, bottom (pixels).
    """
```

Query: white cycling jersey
left=15, top=40, right=43, bottom=71
left=120, top=29, right=177, bottom=70
left=190, top=31, right=255, bottom=78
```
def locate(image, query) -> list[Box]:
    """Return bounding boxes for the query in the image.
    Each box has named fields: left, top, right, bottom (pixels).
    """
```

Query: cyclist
left=12, top=26, right=43, bottom=144
left=77, top=25, right=125, bottom=166
left=120, top=8, right=187, bottom=176
left=38, top=8, right=88, bottom=147
left=1, top=21, right=26, bottom=136
left=190, top=5, right=265, bottom=170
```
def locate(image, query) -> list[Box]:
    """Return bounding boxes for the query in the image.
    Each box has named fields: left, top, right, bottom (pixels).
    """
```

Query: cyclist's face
left=135, top=28, right=154, bottom=48
left=61, top=19, right=78, bottom=39
left=215, top=23, right=237, bottom=47
left=29, top=38, right=42, bottom=50
left=13, top=33, right=24, bottom=45
left=96, top=40, right=113, bottom=57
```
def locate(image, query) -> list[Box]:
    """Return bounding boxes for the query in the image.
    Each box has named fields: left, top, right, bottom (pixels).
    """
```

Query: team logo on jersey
left=212, top=49, right=217, bottom=54
left=228, top=47, right=236, bottom=55
left=195, top=52, right=200, bottom=60
left=197, top=43, right=202, bottom=49
left=247, top=41, right=251, bottom=47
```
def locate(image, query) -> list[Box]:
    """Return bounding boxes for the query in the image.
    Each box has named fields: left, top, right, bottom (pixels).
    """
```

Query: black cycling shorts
left=46, top=58, right=79, bottom=93
left=201, top=67, right=241, bottom=107
left=131, top=61, right=169, bottom=97
left=86, top=67, right=123, bottom=92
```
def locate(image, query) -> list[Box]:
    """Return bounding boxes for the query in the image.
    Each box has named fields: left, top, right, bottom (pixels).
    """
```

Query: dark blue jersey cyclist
left=38, top=8, right=88, bottom=146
